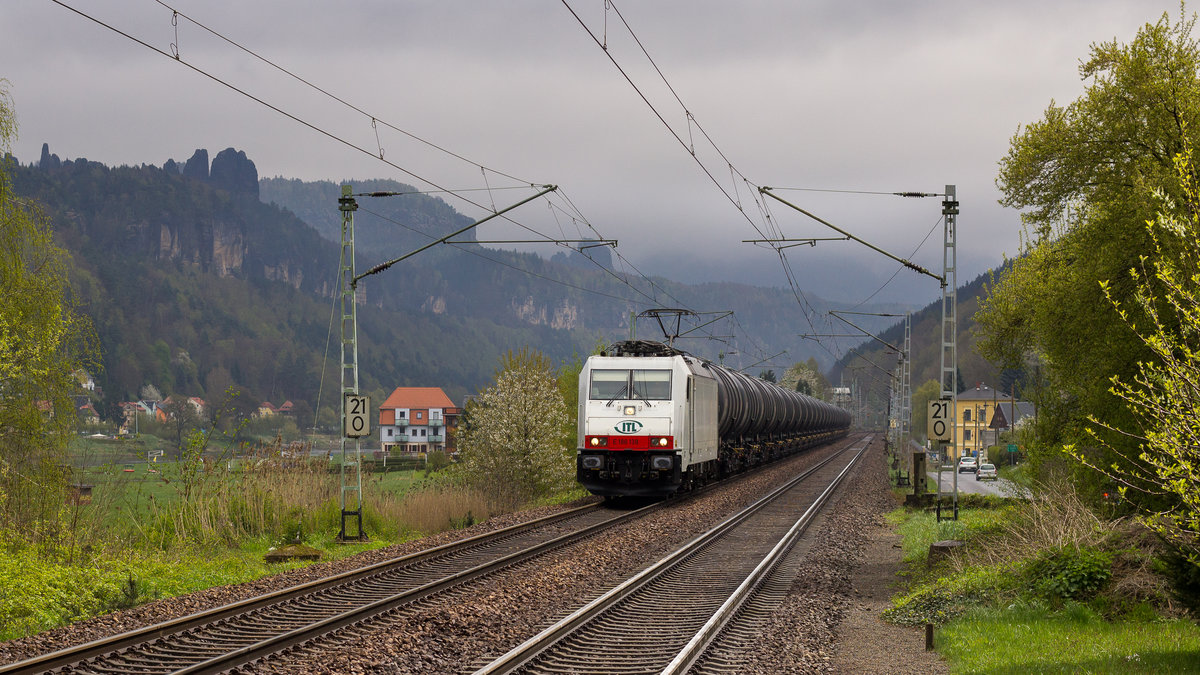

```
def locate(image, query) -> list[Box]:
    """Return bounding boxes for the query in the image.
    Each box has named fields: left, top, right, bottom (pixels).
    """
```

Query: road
left=926, top=468, right=1028, bottom=497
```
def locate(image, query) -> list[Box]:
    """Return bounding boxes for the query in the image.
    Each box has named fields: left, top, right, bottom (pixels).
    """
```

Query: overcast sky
left=0, top=0, right=1182, bottom=308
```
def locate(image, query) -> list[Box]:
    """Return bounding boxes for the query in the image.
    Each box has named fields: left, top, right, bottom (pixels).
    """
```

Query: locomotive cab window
left=632, top=370, right=671, bottom=400
left=589, top=369, right=672, bottom=400
left=590, top=370, right=629, bottom=400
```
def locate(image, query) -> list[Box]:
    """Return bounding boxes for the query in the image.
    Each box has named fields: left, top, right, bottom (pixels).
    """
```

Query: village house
left=76, top=399, right=100, bottom=425
left=377, top=387, right=461, bottom=455
left=256, top=400, right=295, bottom=418
left=951, top=383, right=1034, bottom=458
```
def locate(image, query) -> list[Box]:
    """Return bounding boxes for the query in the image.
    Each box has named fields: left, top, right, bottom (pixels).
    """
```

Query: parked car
left=957, top=456, right=978, bottom=473
left=976, top=463, right=998, bottom=481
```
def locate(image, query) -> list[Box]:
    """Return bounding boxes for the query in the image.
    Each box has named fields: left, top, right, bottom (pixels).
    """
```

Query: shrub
left=884, top=563, right=1020, bottom=625
left=424, top=450, right=452, bottom=476
left=1025, top=544, right=1113, bottom=601
left=1158, top=543, right=1200, bottom=612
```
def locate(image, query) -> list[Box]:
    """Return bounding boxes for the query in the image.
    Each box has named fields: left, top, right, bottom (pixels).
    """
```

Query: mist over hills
left=16, top=145, right=934, bottom=422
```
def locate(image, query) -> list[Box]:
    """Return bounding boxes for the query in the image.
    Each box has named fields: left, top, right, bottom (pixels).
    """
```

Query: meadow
left=0, top=433, right=505, bottom=641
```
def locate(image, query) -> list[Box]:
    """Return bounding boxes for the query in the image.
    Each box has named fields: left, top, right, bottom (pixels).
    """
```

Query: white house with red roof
left=378, top=387, right=461, bottom=454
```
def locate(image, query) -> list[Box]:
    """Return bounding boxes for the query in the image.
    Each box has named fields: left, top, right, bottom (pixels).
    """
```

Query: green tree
left=1070, top=149, right=1200, bottom=570
left=976, top=8, right=1200, bottom=472
left=456, top=349, right=570, bottom=509
left=0, top=81, right=96, bottom=542
left=557, top=352, right=584, bottom=452
left=758, top=369, right=777, bottom=384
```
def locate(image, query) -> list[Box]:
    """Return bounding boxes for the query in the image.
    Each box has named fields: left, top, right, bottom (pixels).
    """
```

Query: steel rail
left=177, top=444, right=846, bottom=675
left=664, top=438, right=869, bottom=674
left=0, top=502, right=603, bottom=674
left=5, top=436, right=855, bottom=675
left=473, top=435, right=869, bottom=675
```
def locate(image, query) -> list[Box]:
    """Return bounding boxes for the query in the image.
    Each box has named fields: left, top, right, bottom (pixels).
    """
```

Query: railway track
left=0, top=501, right=636, bottom=675
left=474, top=434, right=871, bottom=675
left=3, top=438, right=859, bottom=675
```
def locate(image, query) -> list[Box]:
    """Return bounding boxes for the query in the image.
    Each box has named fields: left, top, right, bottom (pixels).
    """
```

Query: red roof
left=379, top=387, right=455, bottom=410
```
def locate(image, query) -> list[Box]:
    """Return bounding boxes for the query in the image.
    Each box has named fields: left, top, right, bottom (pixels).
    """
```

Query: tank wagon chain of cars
left=577, top=340, right=853, bottom=497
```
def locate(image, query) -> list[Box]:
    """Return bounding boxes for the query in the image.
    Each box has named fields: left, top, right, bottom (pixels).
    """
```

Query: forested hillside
left=829, top=269, right=1015, bottom=407
left=13, top=148, right=582, bottom=420
left=14, top=146, right=916, bottom=425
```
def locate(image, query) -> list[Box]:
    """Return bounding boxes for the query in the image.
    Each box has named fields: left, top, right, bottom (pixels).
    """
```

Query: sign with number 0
left=928, top=398, right=951, bottom=441
left=344, top=394, right=370, bottom=438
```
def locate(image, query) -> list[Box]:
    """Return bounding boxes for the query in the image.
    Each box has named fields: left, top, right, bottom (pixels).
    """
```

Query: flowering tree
left=456, top=348, right=571, bottom=509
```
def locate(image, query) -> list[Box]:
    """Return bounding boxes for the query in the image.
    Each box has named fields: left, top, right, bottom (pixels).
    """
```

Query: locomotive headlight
left=582, top=455, right=603, bottom=469
left=651, top=436, right=670, bottom=447
left=651, top=455, right=673, bottom=471
left=623, top=406, right=636, bottom=415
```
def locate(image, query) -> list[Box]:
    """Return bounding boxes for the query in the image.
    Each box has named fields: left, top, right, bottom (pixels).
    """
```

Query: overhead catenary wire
left=562, top=1, right=952, bottom=372
left=153, top=0, right=532, bottom=187
left=560, top=0, right=871, bottom=361
left=850, top=214, right=945, bottom=310
left=558, top=0, right=771, bottom=242
left=48, top=0, right=564, bottom=249
left=51, top=0, right=818, bottom=370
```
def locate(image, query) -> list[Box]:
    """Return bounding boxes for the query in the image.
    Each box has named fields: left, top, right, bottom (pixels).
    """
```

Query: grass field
left=0, top=439, right=490, bottom=641
left=71, top=457, right=426, bottom=524
left=938, top=603, right=1200, bottom=674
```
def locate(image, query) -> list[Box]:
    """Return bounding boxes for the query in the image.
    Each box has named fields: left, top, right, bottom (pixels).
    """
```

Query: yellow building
left=951, top=384, right=1027, bottom=458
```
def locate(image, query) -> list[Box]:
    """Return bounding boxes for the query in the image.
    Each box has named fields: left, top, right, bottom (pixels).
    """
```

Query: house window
left=964, top=429, right=972, bottom=441
left=416, top=411, right=423, bottom=420
left=387, top=429, right=393, bottom=437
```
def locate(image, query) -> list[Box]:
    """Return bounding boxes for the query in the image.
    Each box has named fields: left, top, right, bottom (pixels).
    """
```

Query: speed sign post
left=928, top=396, right=958, bottom=520
left=344, top=394, right=370, bottom=438
left=927, top=398, right=952, bottom=442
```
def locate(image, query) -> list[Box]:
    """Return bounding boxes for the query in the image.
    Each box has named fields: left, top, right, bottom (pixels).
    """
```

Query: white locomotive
left=577, top=340, right=852, bottom=497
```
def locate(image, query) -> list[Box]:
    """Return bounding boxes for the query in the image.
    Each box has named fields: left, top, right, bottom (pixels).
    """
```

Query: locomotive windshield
left=589, top=369, right=672, bottom=401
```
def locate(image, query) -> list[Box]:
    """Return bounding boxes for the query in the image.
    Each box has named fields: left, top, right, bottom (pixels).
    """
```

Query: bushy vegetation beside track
left=0, top=431, right=522, bottom=641
left=0, top=538, right=347, bottom=641
left=884, top=477, right=1200, bottom=672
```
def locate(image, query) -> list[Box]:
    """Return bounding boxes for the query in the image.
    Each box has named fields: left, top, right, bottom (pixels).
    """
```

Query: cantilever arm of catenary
left=354, top=185, right=557, bottom=285
left=758, top=187, right=943, bottom=284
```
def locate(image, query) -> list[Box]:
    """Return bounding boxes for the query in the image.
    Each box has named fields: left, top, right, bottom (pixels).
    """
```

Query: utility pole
left=338, top=185, right=365, bottom=541
left=936, top=185, right=959, bottom=520
left=902, top=311, right=912, bottom=448
left=332, top=184, right=557, bottom=541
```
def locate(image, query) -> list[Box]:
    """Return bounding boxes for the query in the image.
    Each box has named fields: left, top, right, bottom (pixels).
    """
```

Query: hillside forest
left=10, top=144, right=931, bottom=435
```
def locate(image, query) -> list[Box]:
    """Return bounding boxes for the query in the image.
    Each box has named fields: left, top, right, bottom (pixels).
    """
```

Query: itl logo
left=614, top=420, right=643, bottom=434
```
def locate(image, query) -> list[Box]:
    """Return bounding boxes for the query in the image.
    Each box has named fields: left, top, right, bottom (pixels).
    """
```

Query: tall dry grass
left=102, top=434, right=505, bottom=550
left=145, top=439, right=335, bottom=548
left=959, top=473, right=1107, bottom=572
left=950, top=469, right=1174, bottom=610
left=369, top=486, right=494, bottom=536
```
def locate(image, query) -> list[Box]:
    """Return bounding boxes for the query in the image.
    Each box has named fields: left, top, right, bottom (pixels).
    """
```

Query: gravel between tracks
left=1, top=436, right=946, bottom=673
